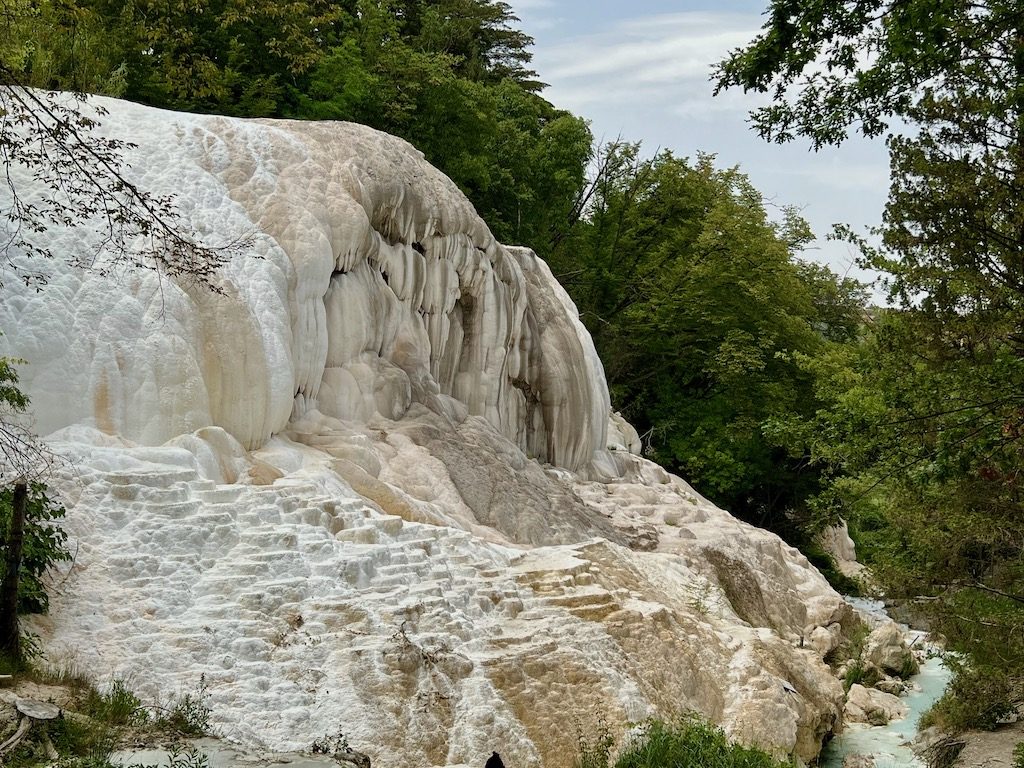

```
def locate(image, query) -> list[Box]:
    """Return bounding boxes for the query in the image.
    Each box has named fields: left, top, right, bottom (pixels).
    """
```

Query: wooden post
left=0, top=480, right=28, bottom=661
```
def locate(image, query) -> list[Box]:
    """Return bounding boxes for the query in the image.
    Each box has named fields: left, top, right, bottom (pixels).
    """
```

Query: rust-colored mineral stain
left=93, top=372, right=115, bottom=434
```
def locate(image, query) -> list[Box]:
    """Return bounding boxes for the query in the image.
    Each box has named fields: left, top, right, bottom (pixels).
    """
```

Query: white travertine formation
left=1, top=97, right=853, bottom=767
left=1, top=97, right=620, bottom=479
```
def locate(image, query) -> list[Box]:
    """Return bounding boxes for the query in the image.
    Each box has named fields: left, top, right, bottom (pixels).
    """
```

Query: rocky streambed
left=822, top=598, right=951, bottom=768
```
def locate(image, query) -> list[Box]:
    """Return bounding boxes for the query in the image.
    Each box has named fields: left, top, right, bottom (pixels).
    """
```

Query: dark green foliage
left=922, top=659, right=1015, bottom=732
left=0, top=357, right=29, bottom=412
left=802, top=544, right=862, bottom=596
left=0, top=481, right=71, bottom=614
left=550, top=143, right=867, bottom=538
left=2, top=0, right=586, bottom=262
left=577, top=714, right=794, bottom=768
left=713, top=0, right=1024, bottom=149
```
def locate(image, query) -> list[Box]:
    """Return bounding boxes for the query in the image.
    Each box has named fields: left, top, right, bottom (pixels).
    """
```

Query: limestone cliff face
left=1, top=97, right=850, bottom=767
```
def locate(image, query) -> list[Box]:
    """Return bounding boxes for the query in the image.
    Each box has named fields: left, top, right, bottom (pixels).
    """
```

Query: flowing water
left=820, top=599, right=952, bottom=768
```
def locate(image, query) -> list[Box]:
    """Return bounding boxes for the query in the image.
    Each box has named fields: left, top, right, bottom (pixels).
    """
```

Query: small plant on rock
left=1012, top=741, right=1024, bottom=768
left=575, top=717, right=615, bottom=768
left=153, top=676, right=212, bottom=736
left=843, top=659, right=881, bottom=691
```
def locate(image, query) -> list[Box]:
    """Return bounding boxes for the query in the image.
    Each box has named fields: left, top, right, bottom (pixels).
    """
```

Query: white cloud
left=507, top=2, right=893, bottom=298
left=509, top=0, right=552, bottom=10
left=531, top=12, right=758, bottom=115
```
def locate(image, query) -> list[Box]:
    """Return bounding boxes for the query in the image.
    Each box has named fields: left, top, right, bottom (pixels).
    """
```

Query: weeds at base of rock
left=151, top=676, right=212, bottom=737
left=0, top=670, right=213, bottom=768
left=575, top=717, right=615, bottom=768
left=125, top=744, right=210, bottom=768
left=574, top=713, right=795, bottom=768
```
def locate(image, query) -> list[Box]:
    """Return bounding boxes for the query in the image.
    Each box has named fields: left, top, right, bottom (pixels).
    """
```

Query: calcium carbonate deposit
left=1, top=95, right=855, bottom=767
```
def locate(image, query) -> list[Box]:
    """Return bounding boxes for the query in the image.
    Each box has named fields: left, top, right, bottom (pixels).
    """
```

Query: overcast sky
left=506, top=0, right=890, bottom=289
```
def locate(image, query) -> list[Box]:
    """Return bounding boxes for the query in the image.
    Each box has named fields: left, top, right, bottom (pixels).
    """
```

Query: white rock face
left=0, top=96, right=619, bottom=481
left=863, top=624, right=919, bottom=678
left=816, top=520, right=866, bottom=581
left=1, top=96, right=850, bottom=767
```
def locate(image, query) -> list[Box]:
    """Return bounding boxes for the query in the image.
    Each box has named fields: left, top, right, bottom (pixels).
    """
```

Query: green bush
left=920, top=661, right=1015, bottom=732
left=48, top=713, right=118, bottom=767
left=576, top=714, right=793, bottom=768
left=0, top=482, right=71, bottom=614
left=83, top=679, right=148, bottom=727
left=1012, top=741, right=1024, bottom=768
left=843, top=660, right=881, bottom=691
left=154, top=676, right=212, bottom=736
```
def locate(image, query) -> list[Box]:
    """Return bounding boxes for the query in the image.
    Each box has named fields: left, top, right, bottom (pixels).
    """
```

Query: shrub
left=576, top=714, right=794, bottom=768
left=83, top=679, right=148, bottom=727
left=920, top=661, right=1014, bottom=732
left=154, top=676, right=212, bottom=736
left=48, top=712, right=118, bottom=767
left=843, top=660, right=881, bottom=691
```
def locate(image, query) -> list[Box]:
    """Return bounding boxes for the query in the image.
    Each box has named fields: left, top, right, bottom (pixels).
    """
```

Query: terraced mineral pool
left=821, top=599, right=951, bottom=768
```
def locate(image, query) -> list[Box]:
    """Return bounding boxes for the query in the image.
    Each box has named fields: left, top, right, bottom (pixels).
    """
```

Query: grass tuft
left=576, top=713, right=795, bottom=768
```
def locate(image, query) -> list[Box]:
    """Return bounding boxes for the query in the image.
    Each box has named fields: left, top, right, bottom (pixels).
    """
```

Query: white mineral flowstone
left=0, top=94, right=622, bottom=480
left=2, top=95, right=852, bottom=767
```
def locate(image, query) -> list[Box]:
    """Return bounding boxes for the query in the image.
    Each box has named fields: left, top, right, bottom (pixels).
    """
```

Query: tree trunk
left=0, top=480, right=28, bottom=661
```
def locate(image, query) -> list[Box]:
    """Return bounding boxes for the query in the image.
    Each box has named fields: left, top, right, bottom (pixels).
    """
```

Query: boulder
left=808, top=624, right=842, bottom=657
left=844, top=684, right=908, bottom=725
left=863, top=623, right=919, bottom=678
left=874, top=677, right=907, bottom=696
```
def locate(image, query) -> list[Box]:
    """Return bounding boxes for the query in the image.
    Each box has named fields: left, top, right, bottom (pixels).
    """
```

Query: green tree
left=4, top=0, right=586, bottom=260
left=1, top=481, right=70, bottom=615
left=550, top=144, right=866, bottom=535
left=0, top=355, right=69, bottom=665
left=718, top=0, right=1024, bottom=718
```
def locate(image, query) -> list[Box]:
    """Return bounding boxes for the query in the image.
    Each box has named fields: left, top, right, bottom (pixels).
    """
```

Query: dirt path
left=953, top=720, right=1024, bottom=768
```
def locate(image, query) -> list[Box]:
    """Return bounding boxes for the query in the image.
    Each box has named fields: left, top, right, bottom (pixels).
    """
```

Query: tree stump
left=0, top=698, right=61, bottom=758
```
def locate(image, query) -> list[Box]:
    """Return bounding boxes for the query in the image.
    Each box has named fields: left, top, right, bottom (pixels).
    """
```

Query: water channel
left=820, top=599, right=952, bottom=768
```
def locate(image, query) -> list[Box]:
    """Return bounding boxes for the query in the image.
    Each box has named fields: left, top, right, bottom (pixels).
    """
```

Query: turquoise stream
left=820, top=599, right=951, bottom=768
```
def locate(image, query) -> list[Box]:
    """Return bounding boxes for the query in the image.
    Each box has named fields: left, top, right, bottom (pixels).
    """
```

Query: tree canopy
left=714, top=0, right=1024, bottom=148
left=1, top=0, right=590, bottom=262
left=719, top=0, right=1024, bottom=722
left=549, top=144, right=866, bottom=536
